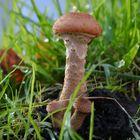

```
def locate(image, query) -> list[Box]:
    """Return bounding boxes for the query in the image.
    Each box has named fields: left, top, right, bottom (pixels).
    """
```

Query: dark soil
left=43, top=88, right=140, bottom=140
left=78, top=88, right=140, bottom=140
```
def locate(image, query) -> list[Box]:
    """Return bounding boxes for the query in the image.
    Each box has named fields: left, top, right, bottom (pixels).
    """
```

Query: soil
left=43, top=88, right=140, bottom=140
left=78, top=88, right=140, bottom=140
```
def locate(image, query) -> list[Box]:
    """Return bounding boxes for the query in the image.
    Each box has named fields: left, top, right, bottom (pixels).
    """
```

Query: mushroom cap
left=73, top=97, right=92, bottom=113
left=53, top=12, right=102, bottom=37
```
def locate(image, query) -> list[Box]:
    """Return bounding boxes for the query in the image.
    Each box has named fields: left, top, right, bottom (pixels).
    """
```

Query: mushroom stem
left=71, top=97, right=92, bottom=130
left=60, top=33, right=92, bottom=100
left=47, top=33, right=92, bottom=128
left=71, top=111, right=87, bottom=130
left=47, top=100, right=69, bottom=128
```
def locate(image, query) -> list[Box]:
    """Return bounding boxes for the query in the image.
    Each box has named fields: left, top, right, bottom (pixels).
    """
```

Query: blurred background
left=0, top=0, right=65, bottom=39
left=0, top=0, right=139, bottom=85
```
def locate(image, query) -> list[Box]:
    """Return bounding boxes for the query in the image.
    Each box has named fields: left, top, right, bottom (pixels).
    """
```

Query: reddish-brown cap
left=53, top=12, right=102, bottom=37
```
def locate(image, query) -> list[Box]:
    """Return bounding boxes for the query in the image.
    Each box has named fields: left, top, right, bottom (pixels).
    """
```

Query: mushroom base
left=45, top=88, right=140, bottom=140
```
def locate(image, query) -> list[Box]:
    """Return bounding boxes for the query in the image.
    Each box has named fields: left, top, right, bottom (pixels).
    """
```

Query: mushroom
left=47, top=12, right=102, bottom=129
left=71, top=97, right=92, bottom=130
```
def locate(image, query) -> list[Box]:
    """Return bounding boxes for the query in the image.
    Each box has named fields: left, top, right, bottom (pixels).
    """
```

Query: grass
left=0, top=0, right=140, bottom=139
left=89, top=102, right=94, bottom=140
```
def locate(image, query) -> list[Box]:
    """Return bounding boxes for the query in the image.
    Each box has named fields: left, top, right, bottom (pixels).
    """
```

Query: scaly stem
left=60, top=33, right=91, bottom=100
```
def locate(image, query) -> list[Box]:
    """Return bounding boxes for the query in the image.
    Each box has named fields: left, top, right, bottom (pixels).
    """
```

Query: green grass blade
left=52, top=0, right=62, bottom=16
left=123, top=44, right=139, bottom=68
left=28, top=63, right=36, bottom=115
left=0, top=79, right=9, bottom=100
left=29, top=115, right=42, bottom=140
left=89, top=102, right=94, bottom=140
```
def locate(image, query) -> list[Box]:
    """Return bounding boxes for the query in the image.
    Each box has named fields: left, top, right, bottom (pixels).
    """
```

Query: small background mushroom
left=0, top=48, right=24, bottom=84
